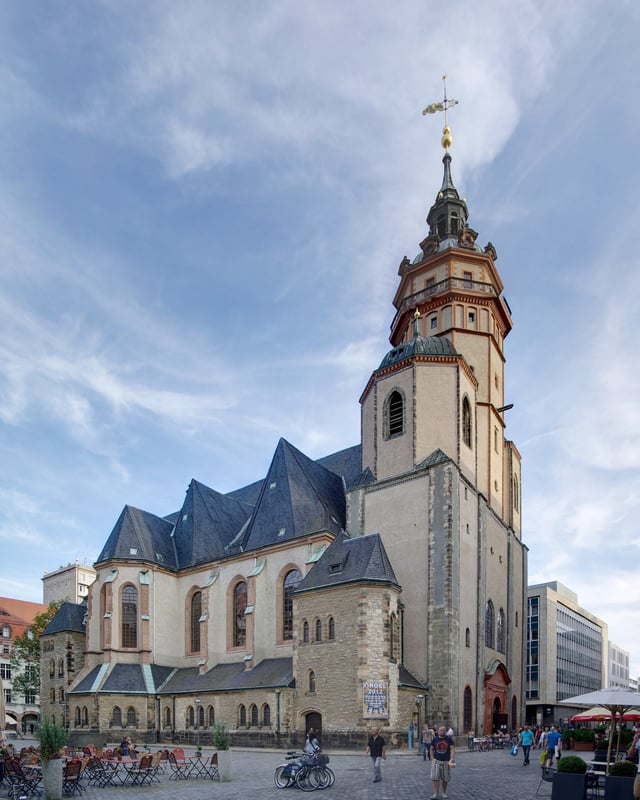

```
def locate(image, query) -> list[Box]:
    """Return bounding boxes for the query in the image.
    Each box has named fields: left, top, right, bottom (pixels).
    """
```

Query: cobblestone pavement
left=9, top=747, right=554, bottom=800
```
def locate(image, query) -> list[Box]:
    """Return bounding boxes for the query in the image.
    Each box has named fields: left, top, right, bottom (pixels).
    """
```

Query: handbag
left=510, top=744, right=518, bottom=757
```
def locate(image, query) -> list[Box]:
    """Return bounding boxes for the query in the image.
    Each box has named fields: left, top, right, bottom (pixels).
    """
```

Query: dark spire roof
left=235, top=438, right=346, bottom=553
left=171, top=480, right=253, bottom=568
left=378, top=331, right=458, bottom=370
left=296, top=531, right=399, bottom=592
left=96, top=506, right=177, bottom=568
left=426, top=151, right=470, bottom=244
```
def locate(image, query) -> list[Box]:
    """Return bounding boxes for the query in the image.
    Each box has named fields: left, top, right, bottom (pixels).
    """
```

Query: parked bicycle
left=274, top=750, right=334, bottom=791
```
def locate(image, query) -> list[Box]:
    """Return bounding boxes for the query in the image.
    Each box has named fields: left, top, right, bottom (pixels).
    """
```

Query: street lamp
left=194, top=698, right=201, bottom=747
left=416, top=695, right=424, bottom=754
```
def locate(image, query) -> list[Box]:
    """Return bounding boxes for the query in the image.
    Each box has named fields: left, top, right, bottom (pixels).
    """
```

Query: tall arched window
left=513, top=474, right=520, bottom=512
left=250, top=704, right=259, bottom=727
left=485, top=600, right=495, bottom=648
left=207, top=706, right=215, bottom=727
left=463, top=686, right=473, bottom=732
left=496, top=608, right=505, bottom=653
left=198, top=704, right=205, bottom=727
left=238, top=704, right=247, bottom=727
left=49, top=659, right=55, bottom=677
left=465, top=627, right=471, bottom=648
left=328, top=617, right=335, bottom=640
left=191, top=591, right=202, bottom=653
left=283, top=569, right=302, bottom=641
left=233, top=582, right=248, bottom=647
left=315, top=619, right=322, bottom=642
left=112, top=706, right=122, bottom=727
left=262, top=704, right=271, bottom=727
left=309, top=670, right=316, bottom=693
left=75, top=707, right=81, bottom=726
left=187, top=706, right=195, bottom=728
left=462, top=396, right=472, bottom=447
left=82, top=706, right=89, bottom=726
left=126, top=706, right=136, bottom=727
left=121, top=585, right=138, bottom=648
left=164, top=707, right=171, bottom=728
left=386, top=390, right=405, bottom=438
left=302, top=621, right=309, bottom=643
left=389, top=612, right=397, bottom=662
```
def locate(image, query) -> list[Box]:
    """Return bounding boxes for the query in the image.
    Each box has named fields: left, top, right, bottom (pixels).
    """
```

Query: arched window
left=50, top=688, right=55, bottom=703
left=389, top=612, right=397, bottom=662
left=283, top=569, right=302, bottom=641
left=302, top=621, right=309, bottom=643
left=238, top=704, right=247, bottom=727
left=82, top=706, right=89, bottom=726
left=75, top=707, right=81, bottom=726
left=2, top=624, right=11, bottom=637
left=497, top=608, right=505, bottom=653
left=187, top=706, right=195, bottom=728
left=328, top=617, right=335, bottom=640
left=485, top=600, right=495, bottom=648
left=164, top=707, right=171, bottom=728
left=315, top=619, right=322, bottom=642
left=513, top=474, right=519, bottom=512
left=385, top=390, right=405, bottom=438
left=465, top=627, right=471, bottom=648
left=463, top=686, right=473, bottom=732
left=49, top=658, right=55, bottom=677
left=207, top=706, right=215, bottom=727
left=309, top=670, right=316, bottom=693
left=121, top=585, right=138, bottom=648
left=58, top=658, right=64, bottom=677
left=191, top=591, right=202, bottom=653
left=126, top=706, right=136, bottom=727
left=233, top=582, right=248, bottom=647
left=112, top=706, right=122, bottom=727
left=250, top=704, right=259, bottom=727
left=262, top=704, right=271, bottom=727
left=462, top=396, right=472, bottom=447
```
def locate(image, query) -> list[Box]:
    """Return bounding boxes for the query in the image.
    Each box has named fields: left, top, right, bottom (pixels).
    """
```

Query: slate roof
left=95, top=438, right=358, bottom=571
left=231, top=439, right=346, bottom=553
left=42, top=602, right=86, bottom=636
left=96, top=506, right=177, bottom=568
left=378, top=332, right=458, bottom=370
left=296, top=531, right=399, bottom=593
left=69, top=663, right=174, bottom=695
left=160, top=657, right=294, bottom=694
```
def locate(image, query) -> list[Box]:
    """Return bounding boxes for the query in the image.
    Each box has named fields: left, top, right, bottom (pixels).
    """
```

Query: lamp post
left=194, top=698, right=201, bottom=748
left=416, top=695, right=424, bottom=754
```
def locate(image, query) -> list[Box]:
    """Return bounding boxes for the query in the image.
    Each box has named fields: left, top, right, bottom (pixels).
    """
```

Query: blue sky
left=1, top=1, right=639, bottom=673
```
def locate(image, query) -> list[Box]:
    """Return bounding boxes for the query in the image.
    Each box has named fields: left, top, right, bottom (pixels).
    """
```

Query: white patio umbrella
left=560, top=688, right=640, bottom=772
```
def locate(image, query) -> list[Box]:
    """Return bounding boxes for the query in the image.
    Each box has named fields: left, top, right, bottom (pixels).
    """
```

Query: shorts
left=430, top=760, right=450, bottom=782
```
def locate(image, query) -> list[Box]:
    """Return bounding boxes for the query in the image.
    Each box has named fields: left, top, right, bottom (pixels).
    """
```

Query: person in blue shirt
left=518, top=724, right=535, bottom=766
left=545, top=726, right=562, bottom=766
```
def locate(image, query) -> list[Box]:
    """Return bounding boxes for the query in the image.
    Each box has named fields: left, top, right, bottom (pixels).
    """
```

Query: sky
left=0, top=1, right=639, bottom=673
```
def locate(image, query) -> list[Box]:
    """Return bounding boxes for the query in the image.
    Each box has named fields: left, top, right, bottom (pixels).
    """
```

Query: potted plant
left=573, top=728, right=596, bottom=751
left=212, top=722, right=231, bottom=782
left=196, top=745, right=203, bottom=758
left=552, top=755, right=588, bottom=800
left=563, top=730, right=574, bottom=751
left=605, top=759, right=637, bottom=800
left=38, top=717, right=68, bottom=800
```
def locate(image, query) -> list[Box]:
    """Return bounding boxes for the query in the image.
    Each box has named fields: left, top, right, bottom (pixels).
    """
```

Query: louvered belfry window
left=388, top=391, right=404, bottom=436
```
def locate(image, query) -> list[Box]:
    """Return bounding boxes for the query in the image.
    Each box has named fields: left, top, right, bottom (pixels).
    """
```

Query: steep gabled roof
left=42, top=602, right=86, bottom=636
left=171, top=480, right=253, bottom=568
left=95, top=506, right=177, bottom=568
left=296, top=531, right=399, bottom=592
left=235, top=439, right=345, bottom=553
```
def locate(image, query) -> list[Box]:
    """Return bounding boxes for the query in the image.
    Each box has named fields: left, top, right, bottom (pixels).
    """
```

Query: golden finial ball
left=441, top=125, right=452, bottom=150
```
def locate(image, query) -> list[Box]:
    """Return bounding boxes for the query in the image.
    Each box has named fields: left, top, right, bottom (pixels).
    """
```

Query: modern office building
left=526, top=581, right=607, bottom=725
left=42, top=561, right=97, bottom=606
left=608, top=642, right=630, bottom=690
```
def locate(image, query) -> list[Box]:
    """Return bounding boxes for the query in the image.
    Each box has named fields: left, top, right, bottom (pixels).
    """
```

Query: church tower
left=350, top=87, right=525, bottom=735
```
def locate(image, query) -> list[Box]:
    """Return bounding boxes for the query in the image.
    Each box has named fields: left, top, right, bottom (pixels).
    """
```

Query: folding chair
left=535, top=765, right=555, bottom=797
left=126, top=754, right=155, bottom=786
left=5, top=757, right=42, bottom=797
left=85, top=757, right=111, bottom=788
left=63, top=758, right=84, bottom=796
left=167, top=751, right=189, bottom=780
left=201, top=752, right=220, bottom=781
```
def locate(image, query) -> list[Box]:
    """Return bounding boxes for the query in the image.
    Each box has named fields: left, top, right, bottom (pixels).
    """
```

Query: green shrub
left=556, top=755, right=588, bottom=774
left=608, top=760, right=637, bottom=778
left=37, top=717, right=68, bottom=762
left=573, top=728, right=595, bottom=743
left=212, top=721, right=230, bottom=750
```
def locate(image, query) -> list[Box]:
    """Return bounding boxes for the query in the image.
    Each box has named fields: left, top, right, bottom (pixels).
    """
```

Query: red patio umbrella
left=570, top=705, right=640, bottom=722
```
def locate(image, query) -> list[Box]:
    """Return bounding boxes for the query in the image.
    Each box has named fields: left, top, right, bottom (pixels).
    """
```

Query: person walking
left=366, top=726, right=386, bottom=783
left=518, top=724, right=534, bottom=765
left=422, top=722, right=435, bottom=761
left=430, top=725, right=455, bottom=799
left=545, top=726, right=562, bottom=767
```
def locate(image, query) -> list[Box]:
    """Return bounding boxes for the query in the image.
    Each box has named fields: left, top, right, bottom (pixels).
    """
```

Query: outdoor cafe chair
left=62, top=758, right=84, bottom=796
left=200, top=752, right=220, bottom=781
left=85, top=757, right=111, bottom=788
left=167, top=751, right=189, bottom=780
left=535, top=765, right=555, bottom=797
left=126, top=754, right=154, bottom=786
left=5, top=757, right=42, bottom=797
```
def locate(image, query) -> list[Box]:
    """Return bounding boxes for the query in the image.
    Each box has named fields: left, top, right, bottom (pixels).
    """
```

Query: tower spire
left=422, top=74, right=458, bottom=151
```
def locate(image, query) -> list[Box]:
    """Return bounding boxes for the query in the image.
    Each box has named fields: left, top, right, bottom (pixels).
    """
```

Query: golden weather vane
left=422, top=74, right=458, bottom=150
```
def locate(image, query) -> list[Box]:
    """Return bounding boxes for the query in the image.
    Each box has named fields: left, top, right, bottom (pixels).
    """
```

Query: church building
left=41, top=124, right=526, bottom=747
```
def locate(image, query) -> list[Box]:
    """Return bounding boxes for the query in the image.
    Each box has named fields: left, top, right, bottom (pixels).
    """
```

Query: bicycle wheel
left=314, top=766, right=332, bottom=789
left=320, top=766, right=335, bottom=788
left=296, top=765, right=321, bottom=791
left=274, top=766, right=292, bottom=788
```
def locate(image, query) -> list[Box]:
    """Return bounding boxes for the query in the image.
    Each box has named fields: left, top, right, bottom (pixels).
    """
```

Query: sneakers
left=431, top=795, right=438, bottom=799
left=443, top=795, right=448, bottom=799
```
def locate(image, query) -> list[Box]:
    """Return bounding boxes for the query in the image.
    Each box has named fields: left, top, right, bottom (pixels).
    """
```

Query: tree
left=10, top=601, right=62, bottom=700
